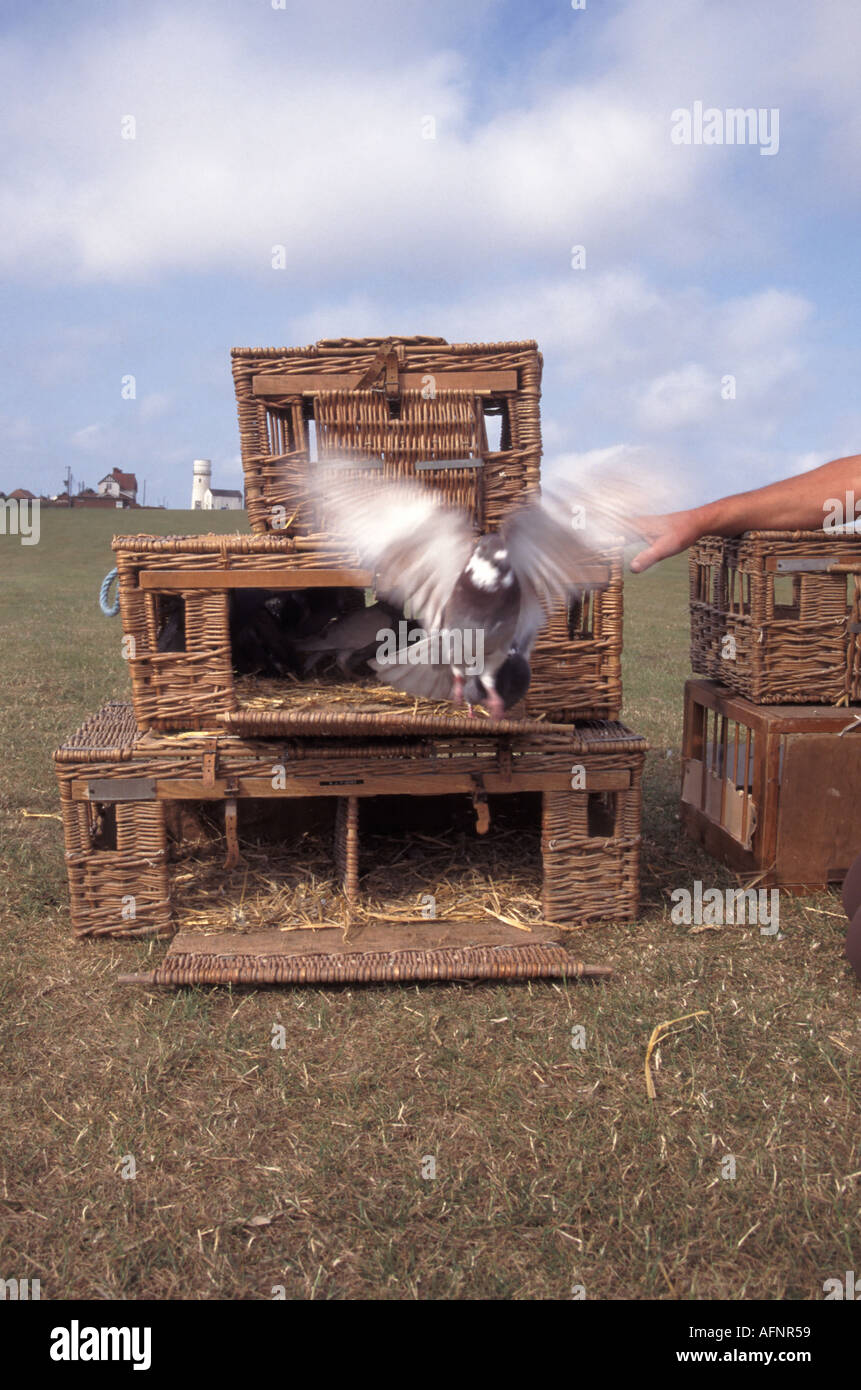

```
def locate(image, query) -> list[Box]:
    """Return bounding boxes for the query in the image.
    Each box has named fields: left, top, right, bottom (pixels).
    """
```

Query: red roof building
left=97, top=468, right=138, bottom=502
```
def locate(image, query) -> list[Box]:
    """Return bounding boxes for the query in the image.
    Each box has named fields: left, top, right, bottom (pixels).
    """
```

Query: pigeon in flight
left=315, top=476, right=627, bottom=719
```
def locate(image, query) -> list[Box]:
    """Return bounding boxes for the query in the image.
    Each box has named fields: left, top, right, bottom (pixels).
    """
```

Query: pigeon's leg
left=481, top=673, right=505, bottom=721
left=451, top=672, right=465, bottom=705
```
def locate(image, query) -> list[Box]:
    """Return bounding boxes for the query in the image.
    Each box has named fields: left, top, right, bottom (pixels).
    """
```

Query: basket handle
left=99, top=567, right=120, bottom=616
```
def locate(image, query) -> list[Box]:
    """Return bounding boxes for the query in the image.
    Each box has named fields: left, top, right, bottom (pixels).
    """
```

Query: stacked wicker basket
left=683, top=530, right=861, bottom=888
left=55, top=336, right=646, bottom=985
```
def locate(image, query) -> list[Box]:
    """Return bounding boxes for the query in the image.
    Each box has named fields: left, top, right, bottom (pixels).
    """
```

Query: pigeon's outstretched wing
left=502, top=464, right=659, bottom=611
left=313, top=476, right=476, bottom=632
left=500, top=490, right=606, bottom=623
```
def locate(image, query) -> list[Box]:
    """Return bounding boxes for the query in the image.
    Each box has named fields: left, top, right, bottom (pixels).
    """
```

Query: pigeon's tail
left=370, top=637, right=454, bottom=702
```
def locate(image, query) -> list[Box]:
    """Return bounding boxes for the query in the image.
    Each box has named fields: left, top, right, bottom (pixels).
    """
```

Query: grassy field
left=0, top=508, right=858, bottom=1301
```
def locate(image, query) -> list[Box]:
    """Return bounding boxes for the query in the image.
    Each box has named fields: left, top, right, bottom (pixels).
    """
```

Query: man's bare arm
left=629, top=452, right=861, bottom=572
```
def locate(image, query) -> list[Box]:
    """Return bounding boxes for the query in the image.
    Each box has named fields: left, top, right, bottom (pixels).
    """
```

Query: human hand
left=628, top=509, right=708, bottom=573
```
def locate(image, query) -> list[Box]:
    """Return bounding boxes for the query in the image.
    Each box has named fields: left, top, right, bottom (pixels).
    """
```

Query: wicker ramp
left=119, top=921, right=612, bottom=987
left=217, top=708, right=574, bottom=739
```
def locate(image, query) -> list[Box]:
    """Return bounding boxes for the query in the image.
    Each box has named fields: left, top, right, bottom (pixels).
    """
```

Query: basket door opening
left=567, top=587, right=604, bottom=640
left=359, top=792, right=542, bottom=927
left=586, top=790, right=618, bottom=838
left=482, top=399, right=511, bottom=454
left=164, top=791, right=544, bottom=933
left=772, top=572, right=801, bottom=619
left=230, top=584, right=395, bottom=685
left=167, top=797, right=343, bottom=931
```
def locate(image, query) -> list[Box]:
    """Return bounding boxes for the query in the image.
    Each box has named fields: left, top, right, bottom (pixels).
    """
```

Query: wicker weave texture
left=145, top=944, right=604, bottom=987
left=231, top=336, right=543, bottom=537
left=54, top=705, right=646, bottom=938
left=690, top=531, right=861, bottom=703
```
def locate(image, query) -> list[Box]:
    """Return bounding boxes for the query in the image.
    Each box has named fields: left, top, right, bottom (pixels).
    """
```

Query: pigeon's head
left=495, top=651, right=532, bottom=710
left=464, top=534, right=516, bottom=592
left=463, top=650, right=531, bottom=713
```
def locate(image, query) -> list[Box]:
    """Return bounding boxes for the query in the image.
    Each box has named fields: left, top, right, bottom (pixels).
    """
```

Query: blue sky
left=2, top=0, right=860, bottom=507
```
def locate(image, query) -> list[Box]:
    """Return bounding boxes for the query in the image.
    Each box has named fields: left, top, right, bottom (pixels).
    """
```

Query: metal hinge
left=470, top=776, right=490, bottom=835
left=86, top=778, right=156, bottom=802
left=775, top=556, right=834, bottom=572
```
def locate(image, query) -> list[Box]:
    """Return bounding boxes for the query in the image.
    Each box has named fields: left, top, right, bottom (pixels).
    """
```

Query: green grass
left=0, top=510, right=858, bottom=1300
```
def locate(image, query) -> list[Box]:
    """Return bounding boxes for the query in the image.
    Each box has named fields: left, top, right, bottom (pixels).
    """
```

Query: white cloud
left=138, top=392, right=173, bottom=423
left=2, top=1, right=859, bottom=290
left=0, top=9, right=727, bottom=284
left=71, top=423, right=107, bottom=450
left=635, top=364, right=718, bottom=432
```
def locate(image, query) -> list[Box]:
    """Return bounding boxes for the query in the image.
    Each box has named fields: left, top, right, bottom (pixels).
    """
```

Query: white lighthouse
left=191, top=459, right=211, bottom=510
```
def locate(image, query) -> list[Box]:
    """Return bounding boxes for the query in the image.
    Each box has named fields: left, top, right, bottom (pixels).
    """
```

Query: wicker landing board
left=218, top=707, right=575, bottom=739
left=119, top=921, right=613, bottom=987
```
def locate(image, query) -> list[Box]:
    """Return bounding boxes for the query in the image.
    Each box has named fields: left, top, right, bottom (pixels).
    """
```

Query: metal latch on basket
left=351, top=340, right=401, bottom=402
left=775, top=557, right=844, bottom=572
left=470, top=776, right=490, bottom=835
left=85, top=778, right=156, bottom=802
left=224, top=797, right=243, bottom=871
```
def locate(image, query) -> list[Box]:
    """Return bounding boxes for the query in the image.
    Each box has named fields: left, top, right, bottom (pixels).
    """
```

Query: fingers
left=629, top=530, right=685, bottom=572
left=628, top=544, right=663, bottom=573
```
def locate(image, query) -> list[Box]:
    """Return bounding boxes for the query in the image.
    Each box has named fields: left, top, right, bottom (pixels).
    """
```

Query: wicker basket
left=55, top=705, right=646, bottom=962
left=113, top=533, right=623, bottom=731
left=689, top=530, right=861, bottom=704
left=231, top=336, right=543, bottom=537
left=681, top=678, right=861, bottom=889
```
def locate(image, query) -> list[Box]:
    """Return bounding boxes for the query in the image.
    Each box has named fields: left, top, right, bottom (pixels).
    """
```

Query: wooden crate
left=54, top=704, right=646, bottom=983
left=689, top=531, right=861, bottom=703
left=680, top=678, right=861, bottom=889
left=231, top=336, right=543, bottom=537
left=113, top=533, right=623, bottom=732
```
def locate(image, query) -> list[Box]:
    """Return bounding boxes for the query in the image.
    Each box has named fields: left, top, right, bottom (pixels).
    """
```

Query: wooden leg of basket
left=334, top=796, right=359, bottom=907
left=224, top=798, right=244, bottom=871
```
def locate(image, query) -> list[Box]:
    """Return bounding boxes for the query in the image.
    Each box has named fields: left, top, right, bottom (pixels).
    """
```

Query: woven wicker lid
left=230, top=336, right=540, bottom=359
